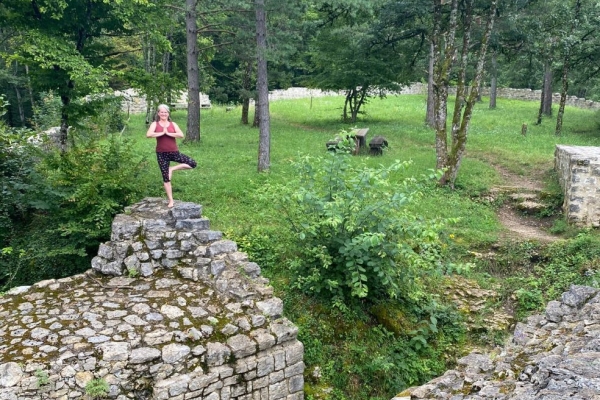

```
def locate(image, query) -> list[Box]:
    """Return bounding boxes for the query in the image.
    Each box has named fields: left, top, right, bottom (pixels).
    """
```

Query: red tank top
left=155, top=121, right=178, bottom=152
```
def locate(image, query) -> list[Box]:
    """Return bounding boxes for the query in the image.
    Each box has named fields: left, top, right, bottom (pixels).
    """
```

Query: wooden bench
left=369, top=135, right=388, bottom=155
left=351, top=128, right=369, bottom=151
left=325, top=127, right=369, bottom=155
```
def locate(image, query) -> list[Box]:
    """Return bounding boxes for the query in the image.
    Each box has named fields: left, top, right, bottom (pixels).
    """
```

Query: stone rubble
left=0, top=198, right=304, bottom=400
left=395, top=284, right=600, bottom=400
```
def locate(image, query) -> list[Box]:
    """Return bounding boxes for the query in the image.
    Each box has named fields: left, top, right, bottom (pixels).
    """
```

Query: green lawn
left=120, top=95, right=600, bottom=400
left=124, top=94, right=600, bottom=248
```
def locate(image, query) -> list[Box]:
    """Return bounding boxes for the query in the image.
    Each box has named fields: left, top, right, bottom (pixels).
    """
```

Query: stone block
left=176, top=218, right=211, bottom=231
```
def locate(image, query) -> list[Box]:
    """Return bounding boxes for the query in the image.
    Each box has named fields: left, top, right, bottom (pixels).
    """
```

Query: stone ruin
left=394, top=284, right=600, bottom=400
left=555, top=145, right=600, bottom=227
left=0, top=198, right=304, bottom=400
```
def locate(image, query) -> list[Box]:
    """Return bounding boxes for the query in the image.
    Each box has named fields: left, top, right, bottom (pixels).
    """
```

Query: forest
left=3, top=1, right=600, bottom=399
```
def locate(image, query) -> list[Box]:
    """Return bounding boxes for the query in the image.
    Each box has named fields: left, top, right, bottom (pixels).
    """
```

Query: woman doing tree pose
left=146, top=104, right=197, bottom=208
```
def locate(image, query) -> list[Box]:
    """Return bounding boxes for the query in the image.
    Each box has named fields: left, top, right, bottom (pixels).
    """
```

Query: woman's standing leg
left=157, top=152, right=175, bottom=207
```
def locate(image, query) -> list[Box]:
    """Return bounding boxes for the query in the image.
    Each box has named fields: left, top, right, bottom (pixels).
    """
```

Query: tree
left=255, top=0, right=270, bottom=172
left=186, top=0, right=201, bottom=142
left=2, top=0, right=151, bottom=149
left=431, top=0, right=498, bottom=187
left=555, top=0, right=582, bottom=136
left=307, top=0, right=426, bottom=123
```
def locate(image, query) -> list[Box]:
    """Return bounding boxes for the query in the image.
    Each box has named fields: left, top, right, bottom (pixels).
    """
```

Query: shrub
left=258, top=136, right=451, bottom=305
left=1, top=132, right=148, bottom=289
left=40, top=133, right=147, bottom=241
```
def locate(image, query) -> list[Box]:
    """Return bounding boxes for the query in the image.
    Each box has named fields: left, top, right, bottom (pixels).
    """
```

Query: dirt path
left=490, top=162, right=561, bottom=243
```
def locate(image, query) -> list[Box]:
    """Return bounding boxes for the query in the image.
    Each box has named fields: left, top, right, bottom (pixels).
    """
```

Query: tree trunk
left=542, top=62, right=553, bottom=116
left=343, top=90, right=350, bottom=122
left=143, top=38, right=156, bottom=125
left=555, top=0, right=581, bottom=136
left=13, top=85, right=25, bottom=126
left=242, top=98, right=250, bottom=125
left=241, top=61, right=252, bottom=125
left=489, top=51, right=497, bottom=109
left=439, top=0, right=497, bottom=187
left=59, top=93, right=71, bottom=152
left=426, top=41, right=435, bottom=126
left=432, top=0, right=459, bottom=172
left=185, top=0, right=201, bottom=142
left=555, top=62, right=569, bottom=136
left=252, top=100, right=260, bottom=128
left=536, top=83, right=544, bottom=125
left=255, top=0, right=270, bottom=172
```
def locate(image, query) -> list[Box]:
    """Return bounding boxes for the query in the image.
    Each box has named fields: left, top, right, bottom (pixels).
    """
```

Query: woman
left=146, top=104, right=197, bottom=208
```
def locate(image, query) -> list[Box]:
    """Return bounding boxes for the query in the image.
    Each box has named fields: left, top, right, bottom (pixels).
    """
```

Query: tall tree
left=255, top=0, right=270, bottom=172
left=555, top=0, right=583, bottom=136
left=186, top=0, right=201, bottom=142
left=432, top=0, right=498, bottom=187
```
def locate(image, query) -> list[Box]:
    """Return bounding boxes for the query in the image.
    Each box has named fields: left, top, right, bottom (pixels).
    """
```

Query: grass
left=121, top=94, right=600, bottom=399
left=124, top=94, right=599, bottom=247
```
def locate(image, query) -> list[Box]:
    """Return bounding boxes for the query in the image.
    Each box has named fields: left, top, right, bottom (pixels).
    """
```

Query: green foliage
left=0, top=98, right=42, bottom=248
left=0, top=131, right=148, bottom=289
left=35, top=369, right=49, bottom=386
left=286, top=290, right=465, bottom=400
left=31, top=92, right=62, bottom=131
left=225, top=226, right=293, bottom=273
left=85, top=378, right=109, bottom=399
left=40, top=133, right=147, bottom=242
left=259, top=135, right=450, bottom=304
left=498, top=233, right=600, bottom=318
left=126, top=267, right=139, bottom=278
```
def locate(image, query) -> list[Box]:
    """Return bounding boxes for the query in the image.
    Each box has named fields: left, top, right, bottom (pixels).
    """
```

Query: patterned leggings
left=156, top=151, right=197, bottom=182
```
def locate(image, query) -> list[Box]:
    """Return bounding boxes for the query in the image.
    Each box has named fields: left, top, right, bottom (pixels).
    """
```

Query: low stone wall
left=395, top=284, right=600, bottom=399
left=117, top=84, right=600, bottom=115
left=554, top=145, right=600, bottom=227
left=116, top=89, right=212, bottom=115
left=0, top=198, right=304, bottom=400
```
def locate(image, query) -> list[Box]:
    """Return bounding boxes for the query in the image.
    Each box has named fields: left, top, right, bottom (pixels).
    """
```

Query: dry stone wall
left=117, top=85, right=600, bottom=115
left=0, top=198, right=304, bottom=400
left=555, top=145, right=600, bottom=227
left=395, top=285, right=600, bottom=400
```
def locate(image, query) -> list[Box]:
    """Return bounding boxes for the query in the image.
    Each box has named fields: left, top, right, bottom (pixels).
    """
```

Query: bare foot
left=167, top=202, right=174, bottom=208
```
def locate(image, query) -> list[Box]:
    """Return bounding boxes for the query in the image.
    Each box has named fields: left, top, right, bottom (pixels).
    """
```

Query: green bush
left=259, top=136, right=451, bottom=305
left=40, top=133, right=147, bottom=244
left=0, top=132, right=148, bottom=289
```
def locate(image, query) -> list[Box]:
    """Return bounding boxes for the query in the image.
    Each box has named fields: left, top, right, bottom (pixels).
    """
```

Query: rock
left=400, top=284, right=600, bottom=399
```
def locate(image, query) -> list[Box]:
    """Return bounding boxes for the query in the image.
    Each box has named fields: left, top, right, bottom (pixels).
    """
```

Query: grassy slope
left=123, top=95, right=600, bottom=399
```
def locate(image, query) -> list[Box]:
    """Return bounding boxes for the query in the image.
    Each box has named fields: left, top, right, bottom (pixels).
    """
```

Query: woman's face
left=158, top=108, right=169, bottom=120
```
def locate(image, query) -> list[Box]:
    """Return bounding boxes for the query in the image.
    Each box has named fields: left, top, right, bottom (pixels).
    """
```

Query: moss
left=370, top=303, right=416, bottom=335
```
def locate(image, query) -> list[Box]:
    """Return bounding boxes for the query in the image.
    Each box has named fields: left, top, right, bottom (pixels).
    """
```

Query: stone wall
left=0, top=198, right=304, bottom=400
left=117, top=89, right=212, bottom=115
left=554, top=145, right=600, bottom=227
left=118, top=84, right=600, bottom=115
left=395, top=284, right=600, bottom=400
